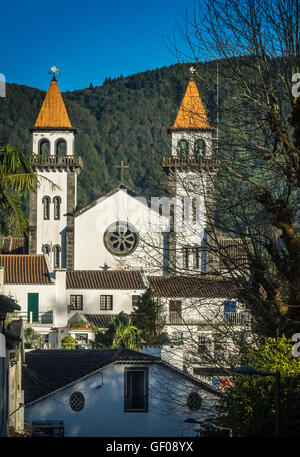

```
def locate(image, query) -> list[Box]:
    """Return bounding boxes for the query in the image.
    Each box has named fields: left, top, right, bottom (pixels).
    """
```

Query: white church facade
left=0, top=74, right=249, bottom=385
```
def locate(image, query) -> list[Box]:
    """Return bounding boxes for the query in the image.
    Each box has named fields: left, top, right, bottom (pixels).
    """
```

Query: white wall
left=66, top=288, right=145, bottom=320
left=74, top=188, right=165, bottom=275
left=25, top=362, right=219, bottom=437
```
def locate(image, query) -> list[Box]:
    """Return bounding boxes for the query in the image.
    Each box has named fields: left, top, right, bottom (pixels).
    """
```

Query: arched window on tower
left=55, top=139, right=67, bottom=156
left=53, top=245, right=61, bottom=269
left=194, top=139, right=206, bottom=156
left=177, top=139, right=189, bottom=156
left=53, top=196, right=61, bottom=220
left=42, top=196, right=51, bottom=220
left=39, top=139, right=50, bottom=155
left=42, top=244, right=51, bottom=256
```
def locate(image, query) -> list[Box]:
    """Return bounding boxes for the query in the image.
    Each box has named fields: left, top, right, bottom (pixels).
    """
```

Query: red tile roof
left=66, top=270, right=145, bottom=290
left=148, top=275, right=237, bottom=298
left=0, top=255, right=52, bottom=285
left=84, top=314, right=115, bottom=328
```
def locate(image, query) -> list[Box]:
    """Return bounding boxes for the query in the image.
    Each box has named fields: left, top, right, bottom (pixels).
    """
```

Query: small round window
left=104, top=221, right=138, bottom=257
left=187, top=391, right=202, bottom=411
left=70, top=392, right=85, bottom=412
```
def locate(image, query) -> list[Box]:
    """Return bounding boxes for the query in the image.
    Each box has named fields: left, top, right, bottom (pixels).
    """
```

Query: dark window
left=53, top=245, right=61, bottom=269
left=171, top=331, right=184, bottom=344
left=70, top=295, right=83, bottom=310
left=74, top=333, right=88, bottom=344
left=42, top=196, right=50, bottom=220
left=194, top=139, right=206, bottom=156
left=183, top=247, right=189, bottom=269
left=198, top=335, right=211, bottom=353
left=53, top=196, right=61, bottom=220
left=55, top=139, right=67, bottom=155
left=132, top=295, right=141, bottom=308
left=100, top=295, right=113, bottom=311
left=192, top=197, right=198, bottom=224
left=124, top=368, right=148, bottom=412
left=42, top=244, right=50, bottom=256
left=177, top=139, right=189, bottom=155
left=169, top=300, right=182, bottom=324
left=39, top=139, right=50, bottom=155
left=193, top=247, right=200, bottom=269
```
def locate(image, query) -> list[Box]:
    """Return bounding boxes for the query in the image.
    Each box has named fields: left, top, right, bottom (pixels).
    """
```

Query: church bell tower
left=163, top=70, right=217, bottom=274
left=28, top=74, right=83, bottom=270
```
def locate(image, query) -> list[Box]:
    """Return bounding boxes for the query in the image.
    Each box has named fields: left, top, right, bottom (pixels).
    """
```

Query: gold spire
left=34, top=76, right=73, bottom=129
left=171, top=80, right=211, bottom=130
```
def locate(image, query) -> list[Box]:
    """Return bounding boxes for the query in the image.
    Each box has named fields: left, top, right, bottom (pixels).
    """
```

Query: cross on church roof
left=115, top=160, right=129, bottom=183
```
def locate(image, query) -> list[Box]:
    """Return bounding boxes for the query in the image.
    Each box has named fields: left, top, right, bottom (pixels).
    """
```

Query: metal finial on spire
left=48, top=66, right=60, bottom=78
left=189, top=66, right=197, bottom=81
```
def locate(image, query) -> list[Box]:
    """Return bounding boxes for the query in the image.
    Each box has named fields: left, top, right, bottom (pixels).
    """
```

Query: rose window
left=104, top=221, right=138, bottom=256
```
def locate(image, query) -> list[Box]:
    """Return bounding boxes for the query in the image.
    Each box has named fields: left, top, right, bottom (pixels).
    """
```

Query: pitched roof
left=148, top=275, right=237, bottom=298
left=66, top=270, right=145, bottom=290
left=33, top=76, right=74, bottom=130
left=23, top=348, right=222, bottom=405
left=0, top=255, right=52, bottom=285
left=84, top=314, right=115, bottom=328
left=23, top=348, right=159, bottom=404
left=74, top=184, right=155, bottom=218
left=171, top=80, right=211, bottom=130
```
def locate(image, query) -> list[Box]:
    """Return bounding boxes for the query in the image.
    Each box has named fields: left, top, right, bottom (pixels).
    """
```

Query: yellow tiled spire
left=171, top=80, right=211, bottom=130
left=34, top=76, right=73, bottom=129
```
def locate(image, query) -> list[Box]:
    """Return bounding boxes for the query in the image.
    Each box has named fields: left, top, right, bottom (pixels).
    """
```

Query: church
left=0, top=72, right=248, bottom=384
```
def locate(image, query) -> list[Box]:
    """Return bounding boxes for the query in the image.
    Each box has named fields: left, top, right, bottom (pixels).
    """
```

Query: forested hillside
left=0, top=62, right=220, bottom=206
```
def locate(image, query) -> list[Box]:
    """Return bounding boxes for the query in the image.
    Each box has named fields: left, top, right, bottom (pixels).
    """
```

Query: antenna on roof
left=48, top=66, right=60, bottom=77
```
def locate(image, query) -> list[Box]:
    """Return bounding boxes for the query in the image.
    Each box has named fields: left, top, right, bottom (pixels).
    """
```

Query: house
left=23, top=348, right=222, bottom=437
left=0, top=266, right=25, bottom=437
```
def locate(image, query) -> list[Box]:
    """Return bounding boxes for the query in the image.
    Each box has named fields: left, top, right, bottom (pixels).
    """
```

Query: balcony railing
left=162, top=155, right=218, bottom=168
left=30, top=155, right=83, bottom=169
left=17, top=311, right=53, bottom=324
left=163, top=311, right=251, bottom=326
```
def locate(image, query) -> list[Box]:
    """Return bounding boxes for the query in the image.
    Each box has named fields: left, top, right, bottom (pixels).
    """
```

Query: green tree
left=61, top=336, right=77, bottom=350
left=0, top=144, right=36, bottom=236
left=24, top=327, right=44, bottom=349
left=220, top=336, right=300, bottom=436
left=94, top=312, right=141, bottom=351
left=132, top=288, right=165, bottom=344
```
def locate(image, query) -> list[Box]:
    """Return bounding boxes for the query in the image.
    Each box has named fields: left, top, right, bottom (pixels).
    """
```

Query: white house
left=23, top=348, right=222, bottom=437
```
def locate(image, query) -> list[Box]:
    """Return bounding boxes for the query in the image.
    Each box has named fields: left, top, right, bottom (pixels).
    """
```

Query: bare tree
left=165, top=0, right=300, bottom=338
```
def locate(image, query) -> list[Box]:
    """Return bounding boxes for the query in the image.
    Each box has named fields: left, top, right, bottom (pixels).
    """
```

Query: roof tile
left=66, top=270, right=145, bottom=290
left=0, top=255, right=52, bottom=285
left=148, top=275, right=237, bottom=298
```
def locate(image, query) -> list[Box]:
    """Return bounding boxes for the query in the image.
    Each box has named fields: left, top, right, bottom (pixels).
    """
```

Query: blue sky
left=0, top=0, right=195, bottom=92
